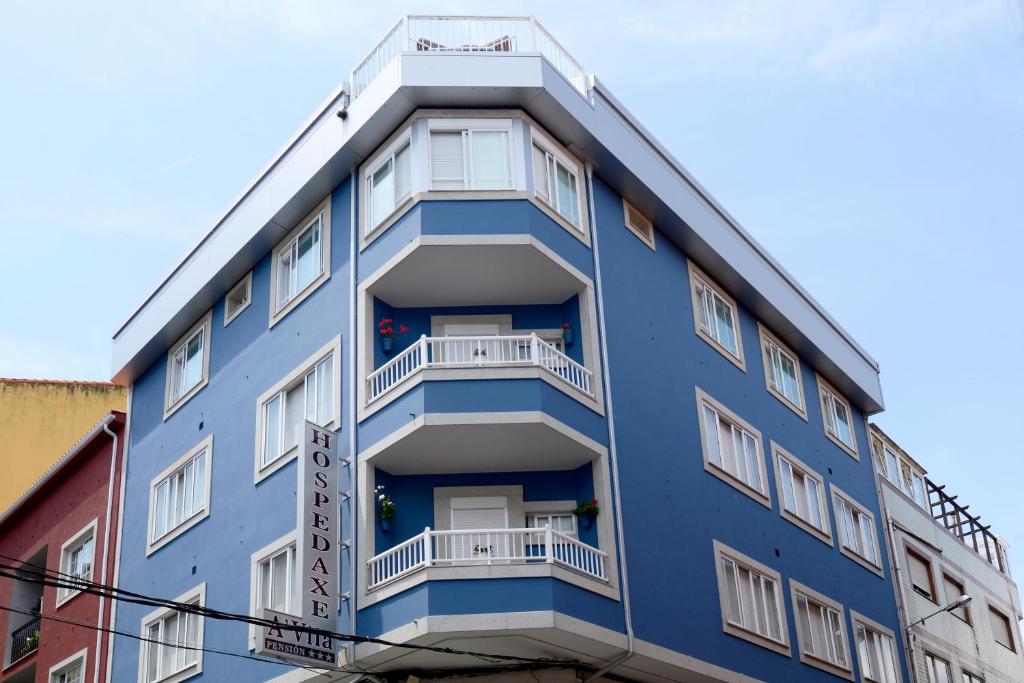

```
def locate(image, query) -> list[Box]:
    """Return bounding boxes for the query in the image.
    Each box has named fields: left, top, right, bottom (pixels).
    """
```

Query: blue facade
left=111, top=112, right=907, bottom=682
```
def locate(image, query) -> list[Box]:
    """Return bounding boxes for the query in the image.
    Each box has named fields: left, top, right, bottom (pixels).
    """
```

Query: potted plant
left=377, top=318, right=408, bottom=354
left=561, top=321, right=574, bottom=346
left=375, top=485, right=396, bottom=532
left=573, top=497, right=599, bottom=530
left=25, top=629, right=40, bottom=651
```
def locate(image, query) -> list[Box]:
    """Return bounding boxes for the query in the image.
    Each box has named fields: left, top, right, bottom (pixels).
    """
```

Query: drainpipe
left=104, top=385, right=132, bottom=683
left=348, top=164, right=359, bottom=666
left=94, top=414, right=118, bottom=683
left=583, top=164, right=635, bottom=681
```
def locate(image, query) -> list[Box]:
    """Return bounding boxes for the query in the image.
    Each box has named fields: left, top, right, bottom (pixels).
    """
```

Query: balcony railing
left=9, top=615, right=40, bottom=664
left=368, top=526, right=608, bottom=590
left=350, top=15, right=587, bottom=99
left=367, top=333, right=594, bottom=402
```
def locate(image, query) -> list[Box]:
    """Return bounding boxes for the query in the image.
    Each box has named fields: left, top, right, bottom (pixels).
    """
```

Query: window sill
left=55, top=586, right=86, bottom=610
left=268, top=270, right=331, bottom=329
left=839, top=545, right=884, bottom=578
left=766, top=385, right=808, bottom=421
left=695, top=329, right=746, bottom=373
left=703, top=461, right=772, bottom=510
left=146, top=509, right=210, bottom=557
left=151, top=662, right=201, bottom=683
left=824, top=430, right=859, bottom=460
left=163, top=378, right=209, bottom=422
left=779, top=509, right=834, bottom=548
left=797, top=650, right=854, bottom=681
left=722, top=621, right=791, bottom=658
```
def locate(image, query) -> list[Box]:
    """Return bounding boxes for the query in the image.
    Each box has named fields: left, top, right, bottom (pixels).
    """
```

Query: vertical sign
left=256, top=421, right=339, bottom=667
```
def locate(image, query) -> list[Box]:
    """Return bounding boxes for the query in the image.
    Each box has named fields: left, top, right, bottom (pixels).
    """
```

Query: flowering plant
left=377, top=318, right=408, bottom=340
left=573, top=497, right=599, bottom=517
left=561, top=322, right=572, bottom=332
left=375, top=484, right=396, bottom=521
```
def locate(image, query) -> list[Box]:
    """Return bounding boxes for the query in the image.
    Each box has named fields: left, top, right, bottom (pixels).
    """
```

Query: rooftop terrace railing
left=350, top=16, right=587, bottom=99
left=927, top=478, right=1010, bottom=576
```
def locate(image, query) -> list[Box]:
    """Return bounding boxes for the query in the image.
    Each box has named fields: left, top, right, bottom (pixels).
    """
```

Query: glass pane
left=780, top=459, right=797, bottom=513
left=806, top=477, right=823, bottom=530
left=712, top=294, right=738, bottom=355
left=703, top=406, right=722, bottom=467
left=555, top=161, right=579, bottom=226
left=183, top=332, right=203, bottom=391
left=859, top=514, right=877, bottom=563
left=185, top=608, right=199, bottom=665
left=394, top=144, right=411, bottom=199
left=843, top=504, right=859, bottom=553
left=154, top=482, right=168, bottom=539
left=263, top=394, right=282, bottom=466
left=284, top=385, right=302, bottom=451
left=259, top=560, right=271, bottom=610
left=146, top=623, right=160, bottom=682
left=763, top=578, right=781, bottom=640
left=305, top=368, right=316, bottom=423
left=191, top=451, right=205, bottom=514
left=880, top=635, right=898, bottom=683
left=532, top=145, right=549, bottom=200
left=182, top=461, right=194, bottom=520
left=277, top=247, right=292, bottom=307
left=470, top=130, right=511, bottom=189
left=271, top=551, right=289, bottom=612
left=317, top=355, right=332, bottom=425
left=431, top=132, right=465, bottom=190
left=295, top=220, right=320, bottom=291
left=751, top=574, right=767, bottom=635
left=743, top=432, right=761, bottom=491
left=780, top=352, right=800, bottom=404
left=171, top=349, right=185, bottom=400
left=161, top=614, right=178, bottom=675
left=721, top=558, right=742, bottom=624
left=834, top=398, right=854, bottom=446
left=371, top=158, right=395, bottom=225
left=796, top=595, right=814, bottom=654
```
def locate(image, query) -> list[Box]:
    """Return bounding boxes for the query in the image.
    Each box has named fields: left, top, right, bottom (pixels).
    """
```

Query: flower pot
left=379, top=518, right=391, bottom=532
left=578, top=513, right=593, bottom=530
left=380, top=337, right=394, bottom=354
left=563, top=330, right=574, bottom=346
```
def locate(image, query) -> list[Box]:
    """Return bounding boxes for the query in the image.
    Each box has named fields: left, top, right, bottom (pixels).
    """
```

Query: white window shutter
left=431, top=131, right=466, bottom=190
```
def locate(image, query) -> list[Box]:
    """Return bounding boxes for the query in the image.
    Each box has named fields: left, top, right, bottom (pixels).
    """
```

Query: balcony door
left=439, top=322, right=503, bottom=364
left=449, top=496, right=509, bottom=560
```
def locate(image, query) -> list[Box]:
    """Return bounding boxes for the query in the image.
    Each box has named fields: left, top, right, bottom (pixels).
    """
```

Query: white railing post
left=544, top=524, right=554, bottom=564
left=422, top=527, right=432, bottom=567
left=418, top=334, right=429, bottom=367
left=530, top=332, right=540, bottom=366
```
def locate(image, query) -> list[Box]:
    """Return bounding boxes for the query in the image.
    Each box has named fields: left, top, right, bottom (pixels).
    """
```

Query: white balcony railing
left=368, top=526, right=609, bottom=590
left=367, top=334, right=594, bottom=403
left=350, top=16, right=587, bottom=99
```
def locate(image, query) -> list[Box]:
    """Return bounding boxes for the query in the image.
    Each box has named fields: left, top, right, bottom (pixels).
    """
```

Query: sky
left=1, top=1, right=1023, bottom=556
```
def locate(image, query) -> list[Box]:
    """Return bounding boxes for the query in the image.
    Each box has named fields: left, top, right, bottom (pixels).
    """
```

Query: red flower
left=399, top=324, right=408, bottom=334
left=384, top=327, right=393, bottom=335
left=591, top=497, right=597, bottom=505
left=562, top=322, right=572, bottom=329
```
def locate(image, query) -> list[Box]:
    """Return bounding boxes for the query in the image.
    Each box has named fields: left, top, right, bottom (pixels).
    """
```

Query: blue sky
left=2, top=2, right=1022, bottom=556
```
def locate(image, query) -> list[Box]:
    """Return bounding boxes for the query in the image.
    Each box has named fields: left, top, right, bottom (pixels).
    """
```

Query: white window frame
left=268, top=198, right=331, bottom=328
left=696, top=388, right=770, bottom=508
left=247, top=530, right=298, bottom=650
left=851, top=610, right=900, bottom=683
left=138, top=583, right=205, bottom=683
left=363, top=127, right=413, bottom=236
left=163, top=311, right=212, bottom=420
left=712, top=540, right=790, bottom=656
left=925, top=653, right=952, bottom=683
left=427, top=118, right=516, bottom=192
left=771, top=443, right=832, bottom=546
left=757, top=323, right=807, bottom=419
left=530, top=126, right=586, bottom=233
left=524, top=500, right=577, bottom=538
left=622, top=198, right=655, bottom=250
left=48, top=647, right=88, bottom=683
left=688, top=261, right=746, bottom=371
left=817, top=374, right=859, bottom=459
left=830, top=483, right=883, bottom=575
left=254, top=336, right=341, bottom=483
left=790, top=579, right=853, bottom=679
left=56, top=518, right=98, bottom=608
left=146, top=436, right=213, bottom=556
left=223, top=271, right=252, bottom=326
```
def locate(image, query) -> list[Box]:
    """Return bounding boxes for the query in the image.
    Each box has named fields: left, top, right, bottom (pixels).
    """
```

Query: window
left=148, top=436, right=211, bottom=555
left=852, top=614, right=899, bottom=683
left=875, top=434, right=928, bottom=508
left=223, top=272, right=252, bottom=326
left=713, top=541, right=789, bottom=655
left=141, top=585, right=204, bottom=683
left=758, top=324, right=805, bottom=418
left=48, top=649, right=87, bottom=683
left=367, top=134, right=412, bottom=230
left=276, top=212, right=323, bottom=310
left=818, top=376, right=858, bottom=457
left=258, top=543, right=298, bottom=614
left=527, top=513, right=577, bottom=537
left=255, top=338, right=339, bottom=481
left=989, top=605, right=1016, bottom=652
left=429, top=124, right=513, bottom=191
left=905, top=547, right=936, bottom=601
left=925, top=654, right=952, bottom=683
left=773, top=445, right=830, bottom=543
left=57, top=520, right=96, bottom=606
left=622, top=199, right=655, bottom=249
left=942, top=574, right=970, bottom=623
left=962, top=671, right=984, bottom=683
left=532, top=132, right=582, bottom=228
left=689, top=262, right=745, bottom=369
left=831, top=485, right=881, bottom=573
left=791, top=581, right=851, bottom=675
left=697, top=389, right=769, bottom=505
left=163, top=311, right=212, bottom=418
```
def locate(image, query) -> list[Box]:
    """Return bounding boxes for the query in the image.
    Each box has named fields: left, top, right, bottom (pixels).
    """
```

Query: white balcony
left=367, top=333, right=594, bottom=403
left=351, top=15, right=587, bottom=99
left=368, top=526, right=608, bottom=591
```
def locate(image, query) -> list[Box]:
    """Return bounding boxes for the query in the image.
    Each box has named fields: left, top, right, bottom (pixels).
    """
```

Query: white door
left=449, top=496, right=508, bottom=560
left=440, top=323, right=502, bottom=364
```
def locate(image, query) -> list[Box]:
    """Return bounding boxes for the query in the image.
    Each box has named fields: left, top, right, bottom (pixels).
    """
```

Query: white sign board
left=256, top=421, right=340, bottom=667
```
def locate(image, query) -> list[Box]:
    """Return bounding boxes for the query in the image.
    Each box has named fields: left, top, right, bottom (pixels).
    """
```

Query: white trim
left=47, top=647, right=88, bottom=683
left=137, top=583, right=205, bottom=683
left=817, top=373, right=859, bottom=459
left=621, top=198, right=655, bottom=250
left=268, top=197, right=332, bottom=328
left=363, top=126, right=414, bottom=239
left=695, top=387, right=771, bottom=509
left=55, top=517, right=99, bottom=608
left=712, top=539, right=791, bottom=657
left=248, top=530, right=298, bottom=650
left=146, top=435, right=213, bottom=556
left=849, top=609, right=900, bottom=683
left=770, top=442, right=833, bottom=547
left=426, top=117, right=520, bottom=193
left=829, top=482, right=884, bottom=577
left=162, top=310, right=212, bottom=421
left=688, top=260, right=746, bottom=371
left=223, top=271, right=253, bottom=326
left=529, top=124, right=590, bottom=242
left=757, top=322, right=807, bottom=420
left=253, top=335, right=342, bottom=484
left=789, top=578, right=854, bottom=680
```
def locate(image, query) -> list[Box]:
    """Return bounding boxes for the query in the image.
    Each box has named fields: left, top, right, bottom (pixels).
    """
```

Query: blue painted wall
left=589, top=174, right=909, bottom=681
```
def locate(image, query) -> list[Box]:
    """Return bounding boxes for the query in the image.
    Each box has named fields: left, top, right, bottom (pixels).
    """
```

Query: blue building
left=108, top=16, right=908, bottom=683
